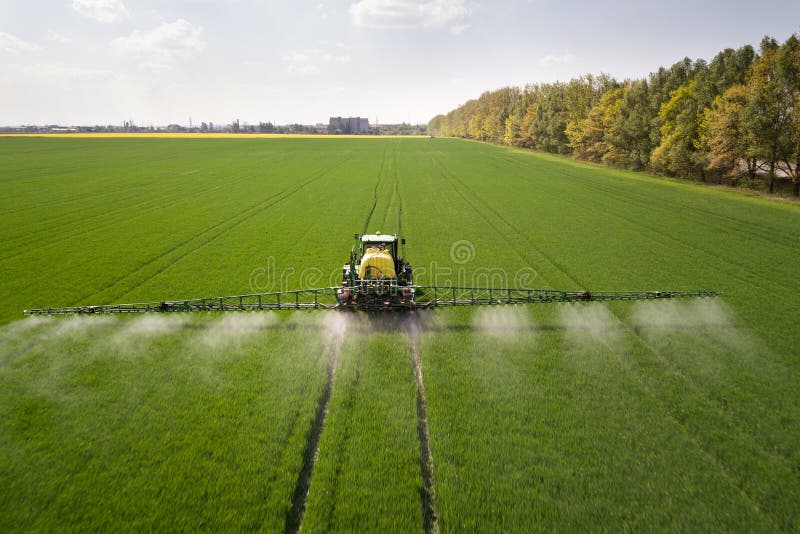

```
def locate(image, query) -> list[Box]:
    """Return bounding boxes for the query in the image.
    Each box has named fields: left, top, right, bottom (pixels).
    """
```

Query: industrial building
left=329, top=116, right=370, bottom=134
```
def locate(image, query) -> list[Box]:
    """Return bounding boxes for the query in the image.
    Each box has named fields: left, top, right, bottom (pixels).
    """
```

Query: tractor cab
left=348, top=232, right=407, bottom=282
left=358, top=233, right=399, bottom=258
left=339, top=231, right=414, bottom=309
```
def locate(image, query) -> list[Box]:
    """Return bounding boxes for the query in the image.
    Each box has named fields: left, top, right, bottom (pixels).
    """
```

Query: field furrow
left=302, top=323, right=422, bottom=531
left=0, top=166, right=275, bottom=263
left=408, top=324, right=438, bottom=534
left=362, top=145, right=391, bottom=234
left=0, top=313, right=329, bottom=531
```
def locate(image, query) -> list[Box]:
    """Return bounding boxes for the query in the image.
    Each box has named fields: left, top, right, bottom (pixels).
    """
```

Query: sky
left=1, top=0, right=799, bottom=126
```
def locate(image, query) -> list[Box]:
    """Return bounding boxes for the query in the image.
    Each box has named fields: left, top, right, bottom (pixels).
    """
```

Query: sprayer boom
left=24, top=287, right=718, bottom=315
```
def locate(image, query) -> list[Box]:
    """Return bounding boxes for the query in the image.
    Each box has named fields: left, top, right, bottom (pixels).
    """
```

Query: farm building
left=329, top=116, right=369, bottom=134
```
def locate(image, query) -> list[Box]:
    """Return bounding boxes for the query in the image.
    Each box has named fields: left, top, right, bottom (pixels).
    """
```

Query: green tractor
left=337, top=232, right=415, bottom=310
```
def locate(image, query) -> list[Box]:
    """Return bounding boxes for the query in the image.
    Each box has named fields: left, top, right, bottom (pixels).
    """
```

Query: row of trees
left=429, top=35, right=800, bottom=195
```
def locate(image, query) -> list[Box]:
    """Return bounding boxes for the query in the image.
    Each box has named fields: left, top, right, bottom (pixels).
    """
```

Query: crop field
left=1, top=136, right=799, bottom=531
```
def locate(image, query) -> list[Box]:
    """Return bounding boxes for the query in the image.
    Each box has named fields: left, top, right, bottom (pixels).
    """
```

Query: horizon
left=2, top=0, right=799, bottom=126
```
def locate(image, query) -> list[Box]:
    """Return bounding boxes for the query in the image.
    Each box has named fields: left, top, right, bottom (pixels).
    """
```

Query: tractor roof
left=361, top=233, right=397, bottom=243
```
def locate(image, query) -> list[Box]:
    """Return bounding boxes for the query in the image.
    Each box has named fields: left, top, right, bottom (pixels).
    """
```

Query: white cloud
left=72, top=0, right=131, bottom=23
left=539, top=53, right=576, bottom=67
left=0, top=32, right=40, bottom=55
left=449, top=23, right=469, bottom=35
left=21, top=63, right=113, bottom=81
left=112, top=19, right=205, bottom=68
left=287, top=63, right=320, bottom=75
left=322, top=53, right=352, bottom=63
left=283, top=48, right=351, bottom=75
left=350, top=0, right=471, bottom=29
left=46, top=30, right=73, bottom=44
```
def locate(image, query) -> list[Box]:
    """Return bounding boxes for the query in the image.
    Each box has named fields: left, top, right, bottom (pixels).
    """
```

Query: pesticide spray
left=558, top=303, right=622, bottom=347
left=472, top=306, right=534, bottom=339
left=199, top=312, right=277, bottom=349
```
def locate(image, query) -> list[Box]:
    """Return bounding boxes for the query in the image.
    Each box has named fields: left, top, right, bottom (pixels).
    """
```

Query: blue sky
left=1, top=0, right=798, bottom=126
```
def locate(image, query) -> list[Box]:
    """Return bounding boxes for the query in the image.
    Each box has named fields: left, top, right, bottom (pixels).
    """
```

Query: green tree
left=651, top=80, right=706, bottom=178
left=742, top=36, right=792, bottom=193
left=701, top=85, right=757, bottom=183
left=566, top=87, right=626, bottom=164
left=612, top=81, right=653, bottom=170
left=776, top=34, right=800, bottom=195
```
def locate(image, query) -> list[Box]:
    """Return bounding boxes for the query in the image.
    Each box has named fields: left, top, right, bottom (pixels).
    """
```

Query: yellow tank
left=358, top=247, right=397, bottom=279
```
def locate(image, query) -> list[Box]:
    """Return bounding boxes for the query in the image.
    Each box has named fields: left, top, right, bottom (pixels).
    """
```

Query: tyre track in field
left=555, top=169, right=800, bottom=287
left=623, top=318, right=800, bottom=468
left=454, top=154, right=785, bottom=295
left=434, top=153, right=794, bottom=526
left=0, top=321, right=58, bottom=366
left=407, top=323, right=438, bottom=534
left=440, top=154, right=796, bottom=447
left=575, top=173, right=798, bottom=249
left=265, top=337, right=331, bottom=496
left=492, top=153, right=799, bottom=283
left=587, top=328, right=788, bottom=530
left=1, top=176, right=247, bottom=264
left=1, top=186, right=170, bottom=259
left=490, top=150, right=798, bottom=249
left=380, top=143, right=404, bottom=234
left=70, top=156, right=353, bottom=307
left=317, top=369, right=360, bottom=531
left=432, top=155, right=581, bottom=288
left=395, top=144, right=404, bottom=238
left=2, top=150, right=298, bottom=261
left=363, top=145, right=390, bottom=235
left=285, top=328, right=344, bottom=533
left=1, top=172, right=152, bottom=215
left=380, top=145, right=398, bottom=231
left=550, top=171, right=797, bottom=294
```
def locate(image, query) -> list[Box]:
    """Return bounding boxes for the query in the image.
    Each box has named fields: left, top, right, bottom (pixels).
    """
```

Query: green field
left=1, top=137, right=799, bottom=531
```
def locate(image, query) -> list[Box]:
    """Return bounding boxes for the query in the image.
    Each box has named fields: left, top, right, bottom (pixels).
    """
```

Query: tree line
left=428, top=35, right=800, bottom=195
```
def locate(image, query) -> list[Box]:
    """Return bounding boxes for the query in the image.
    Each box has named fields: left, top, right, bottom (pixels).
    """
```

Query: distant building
left=329, top=116, right=370, bottom=134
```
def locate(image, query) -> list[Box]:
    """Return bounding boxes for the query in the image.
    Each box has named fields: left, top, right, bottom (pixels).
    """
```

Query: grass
left=0, top=313, right=328, bottom=531
left=1, top=136, right=799, bottom=531
left=303, top=326, right=422, bottom=531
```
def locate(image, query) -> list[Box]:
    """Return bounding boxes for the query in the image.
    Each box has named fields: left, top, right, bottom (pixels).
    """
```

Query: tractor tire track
left=432, top=155, right=580, bottom=288
left=1, top=187, right=172, bottom=259
left=408, top=325, right=438, bottom=534
left=1, top=177, right=249, bottom=264
left=285, top=327, right=345, bottom=533
left=443, top=153, right=798, bottom=461
left=380, top=143, right=404, bottom=233
left=435, top=153, right=794, bottom=522
left=492, top=153, right=799, bottom=278
left=363, top=146, right=390, bottom=235
left=587, top=325, right=787, bottom=530
left=71, top=156, right=352, bottom=307
left=554, top=169, right=799, bottom=289
left=395, top=144, right=404, bottom=238
left=266, top=338, right=332, bottom=495
left=319, top=369, right=360, bottom=531
left=437, top=154, right=783, bottom=297
left=548, top=170, right=796, bottom=294
left=494, top=151, right=798, bottom=248
left=577, top=174, right=798, bottom=249
left=1, top=151, right=297, bottom=261
left=380, top=147, right=398, bottom=231
left=622, top=317, right=799, bottom=467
